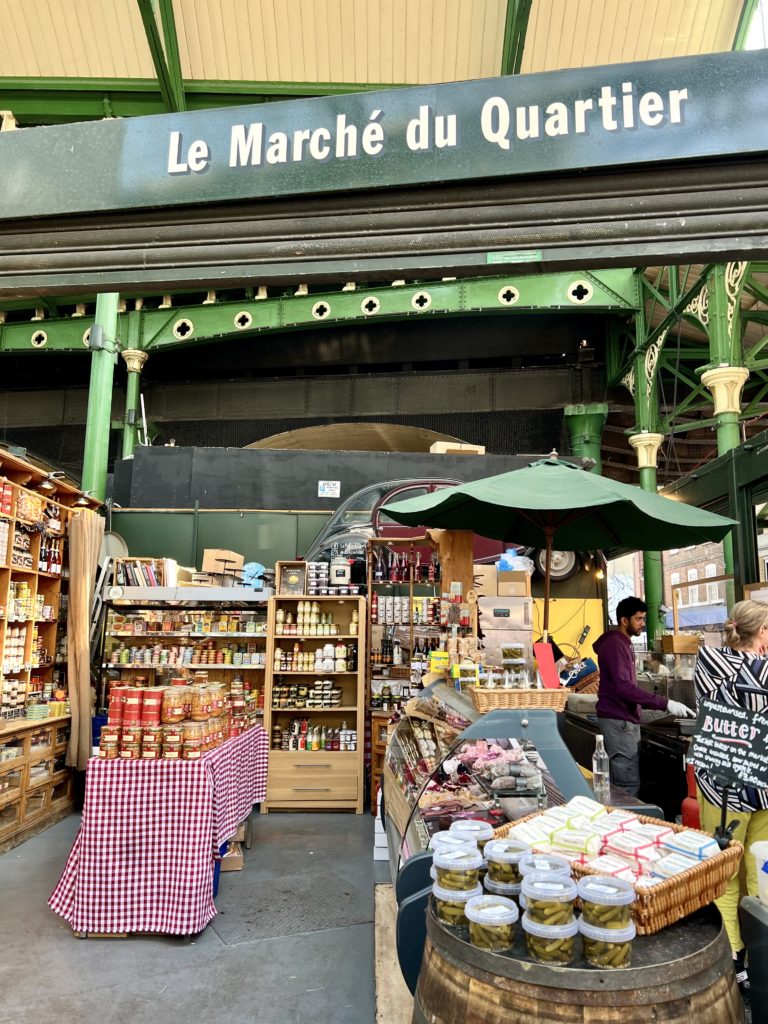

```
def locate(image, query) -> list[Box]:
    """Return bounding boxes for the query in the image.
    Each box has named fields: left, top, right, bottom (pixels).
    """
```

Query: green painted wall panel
left=110, top=510, right=332, bottom=569
left=111, top=512, right=196, bottom=563
left=297, top=514, right=331, bottom=558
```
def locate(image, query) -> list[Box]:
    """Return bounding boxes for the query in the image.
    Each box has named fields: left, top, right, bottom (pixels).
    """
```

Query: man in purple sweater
left=594, top=597, right=694, bottom=796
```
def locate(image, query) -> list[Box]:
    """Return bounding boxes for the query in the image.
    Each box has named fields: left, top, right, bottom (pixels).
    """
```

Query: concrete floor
left=0, top=811, right=389, bottom=1024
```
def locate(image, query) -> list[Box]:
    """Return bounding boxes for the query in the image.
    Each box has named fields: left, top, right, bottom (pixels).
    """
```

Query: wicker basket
left=387, top=666, right=412, bottom=680
left=572, top=670, right=599, bottom=695
left=493, top=810, right=743, bottom=935
left=468, top=686, right=568, bottom=713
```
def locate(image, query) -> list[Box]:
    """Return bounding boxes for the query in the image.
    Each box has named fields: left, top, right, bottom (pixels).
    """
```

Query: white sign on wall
left=318, top=480, right=341, bottom=498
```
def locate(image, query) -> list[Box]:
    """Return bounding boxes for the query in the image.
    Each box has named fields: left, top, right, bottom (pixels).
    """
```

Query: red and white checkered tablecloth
left=49, top=725, right=268, bottom=936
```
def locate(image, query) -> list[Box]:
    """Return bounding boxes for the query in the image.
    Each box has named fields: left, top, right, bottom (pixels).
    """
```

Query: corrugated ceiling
left=0, top=0, right=752, bottom=85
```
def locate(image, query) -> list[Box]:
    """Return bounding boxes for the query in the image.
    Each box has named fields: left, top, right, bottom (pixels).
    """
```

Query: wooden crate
left=659, top=634, right=700, bottom=654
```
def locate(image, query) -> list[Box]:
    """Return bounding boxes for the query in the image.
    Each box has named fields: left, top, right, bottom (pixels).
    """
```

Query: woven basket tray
left=572, top=670, right=599, bottom=695
left=494, top=810, right=743, bottom=935
left=468, top=686, right=568, bottom=713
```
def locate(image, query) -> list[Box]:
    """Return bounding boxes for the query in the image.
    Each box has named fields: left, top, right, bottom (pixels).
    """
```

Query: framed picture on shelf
left=277, top=562, right=307, bottom=596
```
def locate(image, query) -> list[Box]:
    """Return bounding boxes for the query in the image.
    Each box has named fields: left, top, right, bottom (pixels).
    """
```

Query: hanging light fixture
left=38, top=471, right=66, bottom=495
left=74, top=490, right=94, bottom=507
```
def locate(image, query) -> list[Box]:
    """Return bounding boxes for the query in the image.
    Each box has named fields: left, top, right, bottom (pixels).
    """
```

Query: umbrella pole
left=543, top=528, right=553, bottom=640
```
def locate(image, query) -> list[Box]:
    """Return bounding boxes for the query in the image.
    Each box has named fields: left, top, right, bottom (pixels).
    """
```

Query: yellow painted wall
left=531, top=598, right=605, bottom=659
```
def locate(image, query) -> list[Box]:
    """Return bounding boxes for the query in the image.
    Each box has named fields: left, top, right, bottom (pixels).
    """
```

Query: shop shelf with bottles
left=366, top=536, right=447, bottom=710
left=264, top=595, right=366, bottom=813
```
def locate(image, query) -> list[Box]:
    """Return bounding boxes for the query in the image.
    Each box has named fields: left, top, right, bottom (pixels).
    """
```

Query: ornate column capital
left=628, top=431, right=665, bottom=470
left=121, top=349, right=148, bottom=375
left=701, top=365, right=749, bottom=416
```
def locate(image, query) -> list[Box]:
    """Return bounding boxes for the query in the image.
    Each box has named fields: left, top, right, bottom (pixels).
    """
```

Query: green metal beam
left=158, top=0, right=185, bottom=111
left=733, top=0, right=761, bottom=49
left=501, top=0, right=532, bottom=75
left=0, top=76, right=408, bottom=125
left=136, top=0, right=185, bottom=111
left=0, top=269, right=639, bottom=354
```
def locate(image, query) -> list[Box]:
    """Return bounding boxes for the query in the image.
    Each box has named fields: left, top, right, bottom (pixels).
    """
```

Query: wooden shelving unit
left=98, top=598, right=271, bottom=709
left=263, top=595, right=366, bottom=813
left=0, top=717, right=72, bottom=853
left=0, top=481, right=68, bottom=720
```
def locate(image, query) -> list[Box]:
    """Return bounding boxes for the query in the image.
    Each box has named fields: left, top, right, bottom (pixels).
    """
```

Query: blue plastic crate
left=91, top=714, right=108, bottom=746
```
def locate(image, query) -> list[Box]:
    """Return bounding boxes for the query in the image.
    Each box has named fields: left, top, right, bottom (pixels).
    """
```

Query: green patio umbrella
left=380, top=453, right=737, bottom=634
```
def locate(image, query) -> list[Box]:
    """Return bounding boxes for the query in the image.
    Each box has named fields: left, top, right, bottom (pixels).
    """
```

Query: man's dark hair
left=615, top=596, right=648, bottom=625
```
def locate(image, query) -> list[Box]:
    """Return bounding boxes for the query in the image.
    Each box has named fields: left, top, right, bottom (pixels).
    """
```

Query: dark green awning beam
left=500, top=0, right=532, bottom=75
left=136, top=0, right=186, bottom=112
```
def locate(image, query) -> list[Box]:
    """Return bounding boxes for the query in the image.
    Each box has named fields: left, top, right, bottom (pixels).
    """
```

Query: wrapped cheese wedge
left=660, top=829, right=719, bottom=861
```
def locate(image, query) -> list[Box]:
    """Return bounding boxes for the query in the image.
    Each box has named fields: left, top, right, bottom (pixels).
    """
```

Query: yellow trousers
left=697, top=787, right=768, bottom=953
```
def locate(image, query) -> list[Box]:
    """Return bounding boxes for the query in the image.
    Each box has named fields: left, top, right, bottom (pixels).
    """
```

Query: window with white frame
left=687, top=568, right=699, bottom=606
left=705, top=563, right=719, bottom=603
left=671, top=571, right=682, bottom=606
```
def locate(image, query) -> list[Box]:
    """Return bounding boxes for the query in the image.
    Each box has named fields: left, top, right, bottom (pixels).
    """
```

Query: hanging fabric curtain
left=66, top=509, right=104, bottom=771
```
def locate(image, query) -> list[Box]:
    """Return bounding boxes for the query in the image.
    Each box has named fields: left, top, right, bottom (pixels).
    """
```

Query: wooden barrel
left=413, top=904, right=744, bottom=1024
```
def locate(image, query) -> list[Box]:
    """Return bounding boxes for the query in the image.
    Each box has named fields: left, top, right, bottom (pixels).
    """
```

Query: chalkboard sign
left=687, top=698, right=768, bottom=789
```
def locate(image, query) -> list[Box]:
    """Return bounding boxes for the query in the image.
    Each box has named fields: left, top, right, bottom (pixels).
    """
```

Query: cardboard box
left=220, top=841, right=244, bottom=872
left=478, top=595, right=533, bottom=630
left=482, top=628, right=534, bottom=666
left=472, top=564, right=497, bottom=597
left=202, top=548, right=245, bottom=573
left=429, top=441, right=486, bottom=455
left=497, top=570, right=531, bottom=597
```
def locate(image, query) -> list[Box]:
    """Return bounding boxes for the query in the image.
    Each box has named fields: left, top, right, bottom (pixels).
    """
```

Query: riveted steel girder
left=0, top=269, right=639, bottom=354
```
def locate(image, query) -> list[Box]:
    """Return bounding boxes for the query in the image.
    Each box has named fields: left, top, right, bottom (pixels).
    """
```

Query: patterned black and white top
left=694, top=644, right=768, bottom=812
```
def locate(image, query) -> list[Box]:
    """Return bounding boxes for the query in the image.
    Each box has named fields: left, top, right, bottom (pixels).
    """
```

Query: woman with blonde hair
left=694, top=599, right=768, bottom=996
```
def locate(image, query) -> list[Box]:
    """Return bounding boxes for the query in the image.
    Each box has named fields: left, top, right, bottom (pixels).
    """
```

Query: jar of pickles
left=432, top=848, right=483, bottom=891
left=579, top=918, right=636, bottom=969
left=484, top=839, right=529, bottom=885
left=432, top=882, right=482, bottom=927
left=576, top=875, right=635, bottom=929
left=522, top=912, right=579, bottom=965
left=520, top=872, right=577, bottom=927
left=465, top=894, right=519, bottom=952
left=448, top=819, right=495, bottom=854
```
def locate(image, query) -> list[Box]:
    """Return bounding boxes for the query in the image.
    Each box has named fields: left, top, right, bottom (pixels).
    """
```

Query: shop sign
left=1, top=49, right=767, bottom=220
left=687, top=698, right=768, bottom=789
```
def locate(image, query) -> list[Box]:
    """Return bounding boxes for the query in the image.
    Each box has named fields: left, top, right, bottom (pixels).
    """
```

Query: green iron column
left=627, top=309, right=665, bottom=641
left=563, top=403, right=608, bottom=473
left=701, top=264, right=749, bottom=457
left=120, top=349, right=148, bottom=458
left=81, top=293, right=120, bottom=501
left=700, top=263, right=750, bottom=598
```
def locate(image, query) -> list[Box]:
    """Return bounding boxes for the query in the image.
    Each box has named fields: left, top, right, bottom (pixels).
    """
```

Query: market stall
left=49, top=723, right=267, bottom=936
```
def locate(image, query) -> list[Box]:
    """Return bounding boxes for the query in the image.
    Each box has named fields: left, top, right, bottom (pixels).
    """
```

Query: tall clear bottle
left=592, top=734, right=611, bottom=803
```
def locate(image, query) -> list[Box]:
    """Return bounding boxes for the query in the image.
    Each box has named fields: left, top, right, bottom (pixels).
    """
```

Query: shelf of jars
left=264, top=595, right=366, bottom=813
left=1, top=479, right=69, bottom=726
left=98, top=603, right=270, bottom=714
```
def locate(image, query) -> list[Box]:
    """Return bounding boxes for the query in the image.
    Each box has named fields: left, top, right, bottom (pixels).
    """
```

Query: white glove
left=668, top=699, right=695, bottom=719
